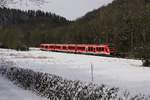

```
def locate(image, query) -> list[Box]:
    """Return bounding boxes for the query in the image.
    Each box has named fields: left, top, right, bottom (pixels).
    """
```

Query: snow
left=1, top=48, right=150, bottom=96
left=0, top=75, right=48, bottom=100
left=0, top=64, right=120, bottom=99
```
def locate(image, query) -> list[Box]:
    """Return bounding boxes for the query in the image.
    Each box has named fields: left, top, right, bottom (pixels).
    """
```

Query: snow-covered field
left=0, top=48, right=150, bottom=96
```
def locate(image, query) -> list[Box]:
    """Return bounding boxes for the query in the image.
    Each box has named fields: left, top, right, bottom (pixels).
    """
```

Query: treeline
left=0, top=7, right=70, bottom=49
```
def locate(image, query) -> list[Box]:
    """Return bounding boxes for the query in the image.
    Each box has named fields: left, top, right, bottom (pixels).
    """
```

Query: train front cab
left=95, top=45, right=110, bottom=55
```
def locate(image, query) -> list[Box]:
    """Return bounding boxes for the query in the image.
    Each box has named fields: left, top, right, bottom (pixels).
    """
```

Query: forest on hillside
left=0, top=8, right=70, bottom=48
left=0, top=0, right=150, bottom=59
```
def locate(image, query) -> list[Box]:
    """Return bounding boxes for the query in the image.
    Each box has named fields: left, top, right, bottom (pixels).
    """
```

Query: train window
left=96, top=47, right=98, bottom=51
left=88, top=47, right=94, bottom=51
left=88, top=47, right=90, bottom=51
left=88, top=47, right=91, bottom=51
left=69, top=46, right=75, bottom=50
left=96, top=47, right=101, bottom=51
left=77, top=47, right=85, bottom=51
left=82, top=47, right=85, bottom=50
left=90, top=47, right=93, bottom=51
left=106, top=48, right=108, bottom=52
left=96, top=47, right=105, bottom=51
left=93, top=48, right=95, bottom=51
left=42, top=46, right=44, bottom=48
left=51, top=46, right=54, bottom=48
left=96, top=47, right=104, bottom=51
left=63, top=46, right=67, bottom=49
left=79, top=47, right=81, bottom=50
left=105, top=48, right=109, bottom=53
left=55, top=46, right=60, bottom=49
left=45, top=46, right=48, bottom=48
left=57, top=46, right=61, bottom=49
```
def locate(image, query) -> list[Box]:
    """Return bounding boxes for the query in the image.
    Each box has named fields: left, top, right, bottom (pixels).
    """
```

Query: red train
left=40, top=44, right=116, bottom=55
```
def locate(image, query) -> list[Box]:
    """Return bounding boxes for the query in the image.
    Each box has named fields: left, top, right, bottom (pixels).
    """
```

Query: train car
left=40, top=44, right=116, bottom=56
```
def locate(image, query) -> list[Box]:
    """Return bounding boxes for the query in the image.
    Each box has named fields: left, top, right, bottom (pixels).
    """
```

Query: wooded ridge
left=0, top=0, right=150, bottom=58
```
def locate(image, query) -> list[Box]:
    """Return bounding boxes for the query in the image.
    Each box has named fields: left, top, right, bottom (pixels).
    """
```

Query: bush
left=0, top=61, right=120, bottom=100
left=142, top=59, right=150, bottom=67
left=16, top=45, right=29, bottom=51
left=134, top=45, right=150, bottom=60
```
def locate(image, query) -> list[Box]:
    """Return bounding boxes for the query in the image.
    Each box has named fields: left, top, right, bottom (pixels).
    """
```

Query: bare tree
left=0, top=0, right=10, bottom=7
left=0, top=0, right=46, bottom=8
left=30, top=0, right=47, bottom=6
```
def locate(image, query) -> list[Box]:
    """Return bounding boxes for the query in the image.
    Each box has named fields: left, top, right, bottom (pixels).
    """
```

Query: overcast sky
left=8, top=0, right=114, bottom=20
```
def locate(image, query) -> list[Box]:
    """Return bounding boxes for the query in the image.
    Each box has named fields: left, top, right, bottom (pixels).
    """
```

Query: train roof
left=40, top=44, right=109, bottom=47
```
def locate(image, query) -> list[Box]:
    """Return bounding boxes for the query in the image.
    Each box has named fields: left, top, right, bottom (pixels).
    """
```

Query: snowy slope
left=0, top=75, right=48, bottom=100
left=1, top=48, right=150, bottom=95
left=7, top=0, right=113, bottom=20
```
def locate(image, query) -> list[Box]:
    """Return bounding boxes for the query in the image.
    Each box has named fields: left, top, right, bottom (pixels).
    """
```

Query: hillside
left=0, top=7, right=70, bottom=48
left=6, top=0, right=113, bottom=20
left=0, top=0, right=150, bottom=58
left=45, top=0, right=150, bottom=57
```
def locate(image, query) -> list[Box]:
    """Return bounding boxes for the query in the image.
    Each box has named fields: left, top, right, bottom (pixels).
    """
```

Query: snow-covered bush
left=0, top=60, right=150, bottom=100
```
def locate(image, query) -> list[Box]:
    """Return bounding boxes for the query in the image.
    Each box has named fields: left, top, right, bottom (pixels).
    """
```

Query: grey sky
left=8, top=0, right=113, bottom=20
